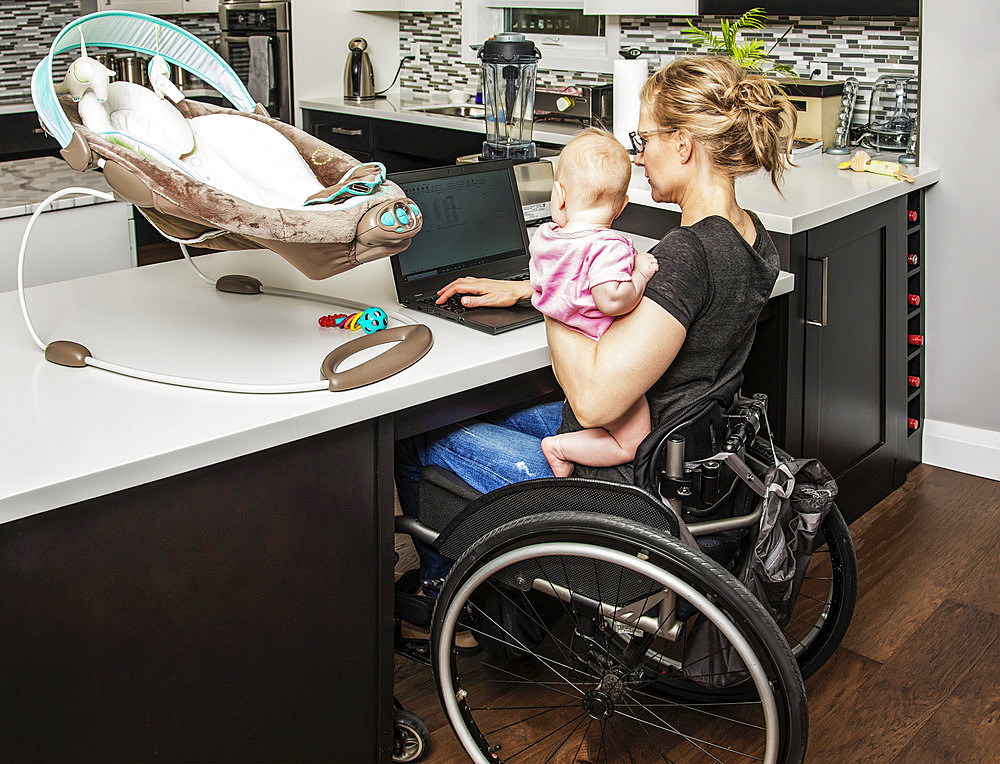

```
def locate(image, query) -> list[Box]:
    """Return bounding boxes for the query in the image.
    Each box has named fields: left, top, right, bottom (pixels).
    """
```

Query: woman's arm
left=435, top=277, right=534, bottom=307
left=545, top=297, right=686, bottom=428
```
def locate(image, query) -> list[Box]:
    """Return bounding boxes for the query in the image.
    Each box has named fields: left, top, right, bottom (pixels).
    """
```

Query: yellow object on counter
left=838, top=150, right=915, bottom=182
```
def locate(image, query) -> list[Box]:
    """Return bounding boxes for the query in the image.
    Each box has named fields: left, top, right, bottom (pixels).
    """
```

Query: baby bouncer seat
left=22, top=11, right=431, bottom=393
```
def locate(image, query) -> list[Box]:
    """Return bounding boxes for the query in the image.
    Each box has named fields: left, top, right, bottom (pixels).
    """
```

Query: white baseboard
left=921, top=419, right=1000, bottom=482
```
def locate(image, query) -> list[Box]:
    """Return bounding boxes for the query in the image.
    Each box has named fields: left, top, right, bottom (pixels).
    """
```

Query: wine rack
left=904, top=188, right=925, bottom=470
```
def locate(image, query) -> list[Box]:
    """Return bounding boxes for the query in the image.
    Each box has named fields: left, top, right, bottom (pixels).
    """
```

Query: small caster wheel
left=393, top=708, right=429, bottom=763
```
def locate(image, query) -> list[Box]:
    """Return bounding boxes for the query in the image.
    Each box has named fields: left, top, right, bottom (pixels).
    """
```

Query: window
left=505, top=8, right=605, bottom=37
left=462, top=1, right=621, bottom=74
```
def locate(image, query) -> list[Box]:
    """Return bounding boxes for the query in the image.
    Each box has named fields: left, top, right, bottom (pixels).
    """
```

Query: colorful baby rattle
left=318, top=307, right=389, bottom=334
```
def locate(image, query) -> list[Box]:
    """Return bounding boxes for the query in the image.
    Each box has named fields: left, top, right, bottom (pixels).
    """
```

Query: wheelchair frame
left=392, top=394, right=857, bottom=763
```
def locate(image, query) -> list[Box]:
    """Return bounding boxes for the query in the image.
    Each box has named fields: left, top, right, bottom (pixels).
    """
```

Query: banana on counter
left=839, top=150, right=915, bottom=182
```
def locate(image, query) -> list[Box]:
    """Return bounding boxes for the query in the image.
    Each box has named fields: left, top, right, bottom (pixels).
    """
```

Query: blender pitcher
left=478, top=34, right=541, bottom=160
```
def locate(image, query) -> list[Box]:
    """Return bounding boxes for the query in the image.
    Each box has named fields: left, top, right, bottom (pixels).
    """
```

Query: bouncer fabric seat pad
left=60, top=94, right=406, bottom=249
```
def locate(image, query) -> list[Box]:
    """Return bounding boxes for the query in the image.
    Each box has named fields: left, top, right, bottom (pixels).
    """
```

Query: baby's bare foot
left=542, top=435, right=575, bottom=478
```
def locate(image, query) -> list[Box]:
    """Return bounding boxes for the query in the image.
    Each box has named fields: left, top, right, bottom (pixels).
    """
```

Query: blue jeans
left=394, top=400, right=564, bottom=584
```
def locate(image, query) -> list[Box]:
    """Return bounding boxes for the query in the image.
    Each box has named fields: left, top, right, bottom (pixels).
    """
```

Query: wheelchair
left=392, top=394, right=858, bottom=763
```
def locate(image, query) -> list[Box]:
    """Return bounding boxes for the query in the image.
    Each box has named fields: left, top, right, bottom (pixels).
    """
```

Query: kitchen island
left=0, top=238, right=791, bottom=761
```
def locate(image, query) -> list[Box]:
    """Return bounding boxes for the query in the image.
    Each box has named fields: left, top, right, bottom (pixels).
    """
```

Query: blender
left=478, top=34, right=541, bottom=161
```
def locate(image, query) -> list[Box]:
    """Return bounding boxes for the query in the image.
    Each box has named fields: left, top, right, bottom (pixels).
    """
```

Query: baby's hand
left=635, top=252, right=659, bottom=282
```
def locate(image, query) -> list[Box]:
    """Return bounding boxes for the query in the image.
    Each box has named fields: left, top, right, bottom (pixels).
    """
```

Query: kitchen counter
left=0, top=155, right=117, bottom=218
left=299, top=94, right=939, bottom=235
left=2, top=242, right=790, bottom=524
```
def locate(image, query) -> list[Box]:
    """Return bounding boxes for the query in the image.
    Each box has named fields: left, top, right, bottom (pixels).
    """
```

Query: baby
left=530, top=128, right=659, bottom=477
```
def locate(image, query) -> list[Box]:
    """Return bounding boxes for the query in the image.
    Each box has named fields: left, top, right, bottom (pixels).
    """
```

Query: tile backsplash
left=3, top=1, right=917, bottom=131
left=0, top=1, right=220, bottom=106
left=400, top=6, right=918, bottom=128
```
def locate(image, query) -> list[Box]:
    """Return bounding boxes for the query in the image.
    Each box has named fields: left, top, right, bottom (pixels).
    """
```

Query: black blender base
left=481, top=141, right=537, bottom=161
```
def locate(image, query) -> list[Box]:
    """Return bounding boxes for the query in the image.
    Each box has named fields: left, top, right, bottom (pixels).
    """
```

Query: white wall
left=920, top=1, right=1000, bottom=480
left=289, top=0, right=401, bottom=120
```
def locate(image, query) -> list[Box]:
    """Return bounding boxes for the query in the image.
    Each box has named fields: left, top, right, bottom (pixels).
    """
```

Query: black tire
left=787, top=503, right=857, bottom=680
left=392, top=709, right=429, bottom=763
left=431, top=511, right=808, bottom=764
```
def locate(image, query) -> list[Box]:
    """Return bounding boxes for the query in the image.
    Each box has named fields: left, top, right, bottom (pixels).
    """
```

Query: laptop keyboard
left=419, top=294, right=468, bottom=314
left=414, top=269, right=532, bottom=315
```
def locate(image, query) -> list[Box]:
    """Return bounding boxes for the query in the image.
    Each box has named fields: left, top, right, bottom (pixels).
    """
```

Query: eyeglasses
left=628, top=129, right=677, bottom=156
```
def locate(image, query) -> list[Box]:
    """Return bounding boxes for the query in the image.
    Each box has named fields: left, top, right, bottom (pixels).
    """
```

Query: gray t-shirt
left=560, top=211, right=780, bottom=482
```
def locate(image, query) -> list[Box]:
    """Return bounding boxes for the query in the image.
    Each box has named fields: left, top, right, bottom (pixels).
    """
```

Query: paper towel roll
left=613, top=58, right=647, bottom=149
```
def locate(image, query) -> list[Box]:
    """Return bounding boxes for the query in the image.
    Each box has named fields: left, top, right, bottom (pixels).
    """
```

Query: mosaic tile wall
left=0, top=1, right=220, bottom=106
left=399, top=5, right=919, bottom=126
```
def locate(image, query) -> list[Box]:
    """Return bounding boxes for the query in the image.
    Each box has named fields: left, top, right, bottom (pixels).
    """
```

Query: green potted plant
left=683, top=7, right=794, bottom=77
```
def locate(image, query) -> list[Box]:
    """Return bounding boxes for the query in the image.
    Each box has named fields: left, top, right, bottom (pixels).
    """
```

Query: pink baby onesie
left=529, top=223, right=638, bottom=341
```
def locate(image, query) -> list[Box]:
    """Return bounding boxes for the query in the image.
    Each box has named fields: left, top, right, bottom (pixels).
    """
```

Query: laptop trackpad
left=469, top=302, right=540, bottom=328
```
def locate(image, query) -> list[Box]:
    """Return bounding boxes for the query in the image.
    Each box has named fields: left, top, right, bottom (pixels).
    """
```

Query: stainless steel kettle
left=344, top=37, right=376, bottom=102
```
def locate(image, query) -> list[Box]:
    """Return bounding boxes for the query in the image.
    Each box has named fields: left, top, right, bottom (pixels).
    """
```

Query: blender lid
left=479, top=33, right=540, bottom=63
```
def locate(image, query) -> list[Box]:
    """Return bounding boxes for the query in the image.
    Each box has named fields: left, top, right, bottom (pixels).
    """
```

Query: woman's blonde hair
left=555, top=128, right=631, bottom=210
left=640, top=56, right=797, bottom=190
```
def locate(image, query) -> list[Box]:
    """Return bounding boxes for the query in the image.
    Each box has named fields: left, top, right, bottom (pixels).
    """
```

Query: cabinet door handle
left=806, top=256, right=829, bottom=327
left=327, top=126, right=364, bottom=136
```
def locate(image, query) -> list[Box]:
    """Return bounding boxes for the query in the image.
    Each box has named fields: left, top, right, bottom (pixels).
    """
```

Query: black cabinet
left=301, top=109, right=374, bottom=163
left=302, top=108, right=489, bottom=171
left=0, top=110, right=60, bottom=161
left=373, top=119, right=485, bottom=171
left=699, top=1, right=918, bottom=15
left=750, top=196, right=920, bottom=523
left=800, top=200, right=905, bottom=520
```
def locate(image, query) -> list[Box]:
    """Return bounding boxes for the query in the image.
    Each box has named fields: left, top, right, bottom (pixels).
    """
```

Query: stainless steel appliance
left=219, top=0, right=292, bottom=124
left=344, top=37, right=376, bottom=102
left=478, top=33, right=541, bottom=161
left=534, top=84, right=613, bottom=128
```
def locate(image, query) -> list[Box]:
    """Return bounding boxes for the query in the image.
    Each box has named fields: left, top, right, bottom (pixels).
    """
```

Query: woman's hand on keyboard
left=436, top=277, right=534, bottom=308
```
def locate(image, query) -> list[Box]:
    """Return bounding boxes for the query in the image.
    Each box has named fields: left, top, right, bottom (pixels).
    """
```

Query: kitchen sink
left=408, top=103, right=484, bottom=119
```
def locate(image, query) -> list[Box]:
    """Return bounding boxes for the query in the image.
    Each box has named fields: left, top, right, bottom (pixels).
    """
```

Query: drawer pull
left=806, top=256, right=829, bottom=327
left=328, top=126, right=364, bottom=137
left=33, top=128, right=46, bottom=134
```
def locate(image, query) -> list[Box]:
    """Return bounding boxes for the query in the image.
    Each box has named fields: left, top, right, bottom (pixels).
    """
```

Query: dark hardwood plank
left=841, top=468, right=1000, bottom=663
left=803, top=646, right=882, bottom=717
left=948, top=538, right=1000, bottom=616
left=889, top=623, right=1000, bottom=763
left=807, top=599, right=1000, bottom=762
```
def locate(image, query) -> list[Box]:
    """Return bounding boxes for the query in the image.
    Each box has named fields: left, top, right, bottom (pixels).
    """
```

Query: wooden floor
left=393, top=464, right=1000, bottom=762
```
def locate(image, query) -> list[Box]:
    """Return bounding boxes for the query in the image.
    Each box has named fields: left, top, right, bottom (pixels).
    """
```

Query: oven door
left=219, top=32, right=292, bottom=124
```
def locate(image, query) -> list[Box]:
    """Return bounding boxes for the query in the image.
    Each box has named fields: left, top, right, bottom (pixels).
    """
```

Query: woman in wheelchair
left=392, top=56, right=856, bottom=764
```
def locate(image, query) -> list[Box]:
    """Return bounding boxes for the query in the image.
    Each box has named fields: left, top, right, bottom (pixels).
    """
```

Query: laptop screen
left=391, top=162, right=528, bottom=284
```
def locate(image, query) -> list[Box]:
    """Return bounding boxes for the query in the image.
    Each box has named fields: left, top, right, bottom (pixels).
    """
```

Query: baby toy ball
left=359, top=307, right=388, bottom=333
left=318, top=307, right=388, bottom=333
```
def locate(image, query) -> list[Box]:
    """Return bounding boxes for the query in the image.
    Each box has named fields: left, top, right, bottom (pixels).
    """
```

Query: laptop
left=389, top=160, right=544, bottom=334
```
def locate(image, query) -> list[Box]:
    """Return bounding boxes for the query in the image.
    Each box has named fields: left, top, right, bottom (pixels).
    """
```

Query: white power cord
left=17, top=188, right=422, bottom=393
left=17, top=187, right=116, bottom=351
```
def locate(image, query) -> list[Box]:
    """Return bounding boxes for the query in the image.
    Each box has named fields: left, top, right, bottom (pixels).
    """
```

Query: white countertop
left=300, top=94, right=939, bottom=235
left=2, top=241, right=791, bottom=525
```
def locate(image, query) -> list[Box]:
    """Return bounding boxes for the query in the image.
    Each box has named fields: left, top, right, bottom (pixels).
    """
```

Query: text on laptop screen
left=395, top=168, right=526, bottom=282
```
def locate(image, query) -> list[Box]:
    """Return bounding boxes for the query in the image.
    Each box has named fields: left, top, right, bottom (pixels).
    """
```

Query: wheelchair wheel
left=431, top=511, right=807, bottom=764
left=392, top=708, right=429, bottom=763
left=784, top=503, right=857, bottom=679
left=627, top=438, right=858, bottom=703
